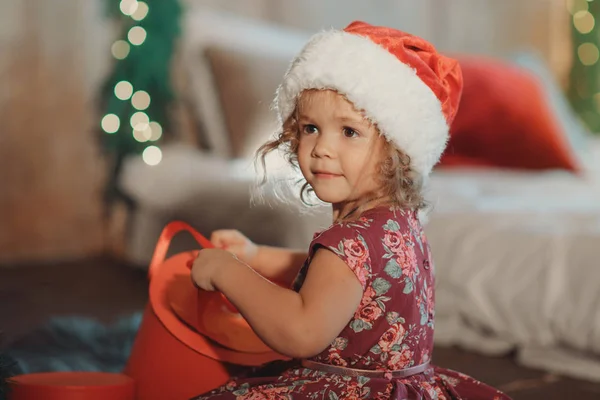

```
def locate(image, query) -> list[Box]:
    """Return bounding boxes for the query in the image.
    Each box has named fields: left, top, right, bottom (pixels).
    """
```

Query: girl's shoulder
left=306, top=206, right=426, bottom=289
left=310, top=206, right=420, bottom=253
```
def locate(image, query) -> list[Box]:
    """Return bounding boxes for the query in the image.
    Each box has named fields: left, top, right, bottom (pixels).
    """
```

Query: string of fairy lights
left=100, top=0, right=163, bottom=166
left=570, top=0, right=598, bottom=65
left=568, top=0, right=600, bottom=132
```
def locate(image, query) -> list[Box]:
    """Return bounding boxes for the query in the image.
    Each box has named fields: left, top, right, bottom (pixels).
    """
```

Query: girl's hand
left=210, top=229, right=259, bottom=266
left=190, top=248, right=239, bottom=291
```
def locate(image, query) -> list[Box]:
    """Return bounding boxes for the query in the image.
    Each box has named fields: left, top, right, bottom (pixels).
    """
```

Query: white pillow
left=205, top=45, right=289, bottom=160
left=180, top=7, right=309, bottom=158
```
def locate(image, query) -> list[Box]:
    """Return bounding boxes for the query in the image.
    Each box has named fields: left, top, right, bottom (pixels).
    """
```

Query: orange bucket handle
left=148, top=221, right=238, bottom=313
left=148, top=221, right=214, bottom=281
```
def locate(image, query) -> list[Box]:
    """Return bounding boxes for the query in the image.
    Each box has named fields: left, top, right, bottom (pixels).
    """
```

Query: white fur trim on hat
left=275, top=29, right=448, bottom=179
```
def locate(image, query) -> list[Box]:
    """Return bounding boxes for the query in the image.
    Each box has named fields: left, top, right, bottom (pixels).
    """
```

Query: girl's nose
left=311, top=133, right=335, bottom=158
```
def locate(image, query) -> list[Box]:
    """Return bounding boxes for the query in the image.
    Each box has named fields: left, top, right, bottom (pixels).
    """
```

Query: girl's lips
left=314, top=173, right=341, bottom=179
left=313, top=172, right=342, bottom=179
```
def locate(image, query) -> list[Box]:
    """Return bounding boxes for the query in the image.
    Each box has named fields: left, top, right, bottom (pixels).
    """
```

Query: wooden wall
left=0, top=0, right=111, bottom=264
left=189, top=0, right=572, bottom=82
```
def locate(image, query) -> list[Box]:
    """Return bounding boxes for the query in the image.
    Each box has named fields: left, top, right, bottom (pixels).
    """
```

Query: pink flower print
left=356, top=287, right=378, bottom=319
left=341, top=238, right=369, bottom=287
left=398, top=246, right=418, bottom=279
left=417, top=285, right=434, bottom=319
left=388, top=346, right=413, bottom=370
left=426, top=285, right=434, bottom=315
left=372, top=386, right=393, bottom=400
left=353, top=266, right=368, bottom=289
left=358, top=301, right=384, bottom=323
left=378, top=323, right=406, bottom=352
left=420, top=382, right=437, bottom=398
left=340, top=381, right=369, bottom=400
left=421, top=349, right=430, bottom=363
left=330, top=337, right=348, bottom=351
left=400, top=258, right=415, bottom=279
left=383, top=230, right=404, bottom=254
left=408, top=212, right=421, bottom=233
left=343, top=238, right=369, bottom=262
left=238, top=386, right=291, bottom=400
left=439, top=374, right=461, bottom=387
left=361, top=286, right=377, bottom=306
left=325, top=350, right=348, bottom=367
left=435, top=387, right=448, bottom=400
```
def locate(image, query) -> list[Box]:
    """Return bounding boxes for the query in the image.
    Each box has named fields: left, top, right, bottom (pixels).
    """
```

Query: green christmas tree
left=99, top=0, right=182, bottom=206
left=568, top=0, right=600, bottom=133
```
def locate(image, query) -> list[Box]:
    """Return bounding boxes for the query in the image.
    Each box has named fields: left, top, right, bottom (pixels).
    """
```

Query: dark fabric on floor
left=6, top=313, right=142, bottom=374
left=0, top=348, right=19, bottom=400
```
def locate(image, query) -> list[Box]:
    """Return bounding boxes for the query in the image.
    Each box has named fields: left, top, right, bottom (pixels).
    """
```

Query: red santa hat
left=275, top=21, right=463, bottom=180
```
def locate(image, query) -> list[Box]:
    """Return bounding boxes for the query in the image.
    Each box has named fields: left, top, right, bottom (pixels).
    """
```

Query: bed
left=426, top=138, right=600, bottom=382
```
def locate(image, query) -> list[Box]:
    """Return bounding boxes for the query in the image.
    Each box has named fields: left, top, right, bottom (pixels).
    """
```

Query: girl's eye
left=343, top=127, right=359, bottom=138
left=302, top=124, right=318, bottom=134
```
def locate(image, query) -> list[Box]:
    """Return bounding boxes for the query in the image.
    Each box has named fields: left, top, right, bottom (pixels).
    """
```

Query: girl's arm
left=213, top=248, right=363, bottom=359
left=208, top=229, right=306, bottom=286
left=250, top=246, right=307, bottom=285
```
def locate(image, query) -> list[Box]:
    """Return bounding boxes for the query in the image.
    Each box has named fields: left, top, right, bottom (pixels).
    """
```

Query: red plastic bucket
left=124, top=221, right=286, bottom=400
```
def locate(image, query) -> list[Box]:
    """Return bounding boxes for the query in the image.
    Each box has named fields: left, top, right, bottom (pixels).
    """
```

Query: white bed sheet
left=425, top=137, right=600, bottom=382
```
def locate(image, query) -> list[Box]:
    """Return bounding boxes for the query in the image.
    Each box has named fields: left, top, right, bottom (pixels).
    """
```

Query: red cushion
left=440, top=56, right=581, bottom=172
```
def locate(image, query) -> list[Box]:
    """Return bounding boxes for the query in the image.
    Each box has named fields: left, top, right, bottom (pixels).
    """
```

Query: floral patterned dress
left=192, top=206, right=511, bottom=400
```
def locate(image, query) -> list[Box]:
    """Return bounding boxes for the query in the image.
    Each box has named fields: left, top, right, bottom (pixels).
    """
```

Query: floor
left=1, top=257, right=600, bottom=399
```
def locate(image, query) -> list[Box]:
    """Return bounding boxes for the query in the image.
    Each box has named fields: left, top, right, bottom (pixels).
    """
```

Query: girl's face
left=296, top=90, right=387, bottom=210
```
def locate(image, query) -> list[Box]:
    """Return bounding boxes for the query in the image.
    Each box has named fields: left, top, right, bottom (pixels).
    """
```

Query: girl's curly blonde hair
left=256, top=91, right=426, bottom=211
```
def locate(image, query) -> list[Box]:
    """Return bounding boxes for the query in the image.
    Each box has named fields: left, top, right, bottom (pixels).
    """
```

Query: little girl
left=190, top=21, right=510, bottom=400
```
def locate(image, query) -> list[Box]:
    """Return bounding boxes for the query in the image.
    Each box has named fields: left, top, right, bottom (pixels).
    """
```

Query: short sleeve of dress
left=309, top=223, right=373, bottom=290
